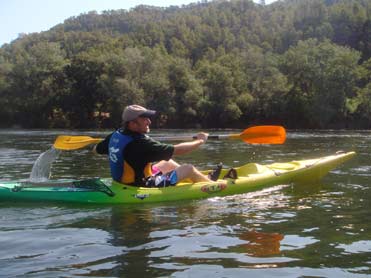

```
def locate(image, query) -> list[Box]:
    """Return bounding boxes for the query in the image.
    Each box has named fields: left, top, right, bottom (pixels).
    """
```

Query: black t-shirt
left=96, top=129, right=174, bottom=185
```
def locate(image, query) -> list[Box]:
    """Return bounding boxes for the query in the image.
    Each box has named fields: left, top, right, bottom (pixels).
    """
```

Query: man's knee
left=181, top=164, right=196, bottom=174
left=175, top=164, right=195, bottom=180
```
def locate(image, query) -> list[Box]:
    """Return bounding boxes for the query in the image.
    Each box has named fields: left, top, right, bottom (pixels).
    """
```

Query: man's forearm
left=173, top=139, right=204, bottom=155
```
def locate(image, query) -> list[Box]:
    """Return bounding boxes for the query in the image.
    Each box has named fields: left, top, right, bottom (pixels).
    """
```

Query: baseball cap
left=122, top=105, right=156, bottom=123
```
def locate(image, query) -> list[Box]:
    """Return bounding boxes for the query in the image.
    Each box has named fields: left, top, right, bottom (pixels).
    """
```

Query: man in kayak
left=94, top=104, right=219, bottom=187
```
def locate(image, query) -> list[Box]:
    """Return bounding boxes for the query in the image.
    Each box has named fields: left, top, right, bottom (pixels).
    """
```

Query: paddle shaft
left=53, top=125, right=285, bottom=150
left=156, top=135, right=230, bottom=141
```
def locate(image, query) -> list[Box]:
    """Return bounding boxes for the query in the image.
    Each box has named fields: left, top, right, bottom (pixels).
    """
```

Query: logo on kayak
left=201, top=183, right=227, bottom=193
left=134, top=193, right=150, bottom=200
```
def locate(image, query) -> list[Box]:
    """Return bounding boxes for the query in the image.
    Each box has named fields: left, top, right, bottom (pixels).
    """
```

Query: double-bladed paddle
left=53, top=125, right=286, bottom=151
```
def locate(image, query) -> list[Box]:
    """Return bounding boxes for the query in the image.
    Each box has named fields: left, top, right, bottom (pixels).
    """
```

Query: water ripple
left=0, top=228, right=125, bottom=277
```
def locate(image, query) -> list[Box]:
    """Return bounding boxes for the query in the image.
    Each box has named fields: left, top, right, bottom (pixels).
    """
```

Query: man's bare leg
left=175, top=164, right=211, bottom=183
left=153, top=159, right=180, bottom=174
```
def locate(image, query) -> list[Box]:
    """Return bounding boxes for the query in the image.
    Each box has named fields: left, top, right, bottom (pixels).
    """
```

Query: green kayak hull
left=0, top=152, right=355, bottom=204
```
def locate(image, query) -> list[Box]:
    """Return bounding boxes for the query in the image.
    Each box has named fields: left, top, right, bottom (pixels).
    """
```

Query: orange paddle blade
left=234, top=125, right=286, bottom=144
left=53, top=136, right=103, bottom=150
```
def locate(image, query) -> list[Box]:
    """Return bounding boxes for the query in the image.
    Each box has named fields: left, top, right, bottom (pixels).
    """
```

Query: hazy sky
left=0, top=0, right=276, bottom=46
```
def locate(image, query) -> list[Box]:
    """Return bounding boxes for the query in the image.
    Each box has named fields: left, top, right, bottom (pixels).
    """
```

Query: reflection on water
left=239, top=230, right=284, bottom=256
left=0, top=129, right=370, bottom=277
left=337, top=240, right=371, bottom=253
left=0, top=228, right=124, bottom=277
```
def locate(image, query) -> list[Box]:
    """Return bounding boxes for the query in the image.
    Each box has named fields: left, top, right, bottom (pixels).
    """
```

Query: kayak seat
left=268, top=162, right=300, bottom=171
left=237, top=163, right=268, bottom=176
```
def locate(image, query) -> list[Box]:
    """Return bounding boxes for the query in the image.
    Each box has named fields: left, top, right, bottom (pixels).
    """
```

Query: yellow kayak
left=0, top=151, right=355, bottom=204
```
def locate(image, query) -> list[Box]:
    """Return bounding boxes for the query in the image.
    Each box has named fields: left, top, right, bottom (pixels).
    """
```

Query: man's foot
left=208, top=163, right=223, bottom=181
left=223, top=168, right=238, bottom=179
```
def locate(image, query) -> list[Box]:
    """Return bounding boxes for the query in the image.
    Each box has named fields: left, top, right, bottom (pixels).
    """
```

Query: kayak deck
left=0, top=151, right=356, bottom=204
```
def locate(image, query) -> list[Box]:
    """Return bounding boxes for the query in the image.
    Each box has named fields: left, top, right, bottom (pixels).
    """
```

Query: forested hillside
left=1, top=0, right=371, bottom=128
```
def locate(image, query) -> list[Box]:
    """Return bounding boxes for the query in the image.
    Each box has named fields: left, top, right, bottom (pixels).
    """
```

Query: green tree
left=0, top=51, right=14, bottom=126
left=167, top=58, right=203, bottom=127
left=197, top=61, right=242, bottom=127
left=7, top=41, right=67, bottom=127
left=239, top=48, right=288, bottom=123
left=281, top=39, right=360, bottom=128
left=329, top=1, right=367, bottom=50
left=1, top=0, right=371, bottom=128
left=346, top=58, right=371, bottom=127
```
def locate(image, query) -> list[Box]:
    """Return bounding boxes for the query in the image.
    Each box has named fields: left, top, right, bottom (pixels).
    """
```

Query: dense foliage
left=1, top=0, right=371, bottom=129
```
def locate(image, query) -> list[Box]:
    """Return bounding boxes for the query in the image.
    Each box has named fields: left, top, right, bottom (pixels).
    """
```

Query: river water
left=0, top=129, right=370, bottom=277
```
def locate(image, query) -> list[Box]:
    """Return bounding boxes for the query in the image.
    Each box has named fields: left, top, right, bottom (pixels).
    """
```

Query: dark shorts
left=144, top=170, right=178, bottom=187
